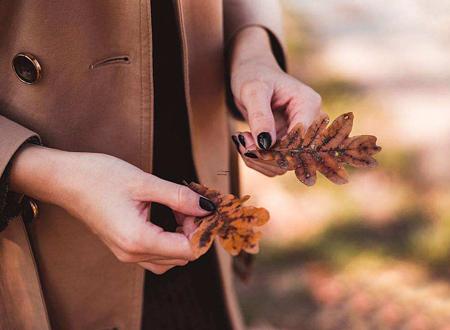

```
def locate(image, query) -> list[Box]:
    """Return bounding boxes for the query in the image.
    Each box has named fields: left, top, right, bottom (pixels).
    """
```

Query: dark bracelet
left=0, top=162, right=14, bottom=231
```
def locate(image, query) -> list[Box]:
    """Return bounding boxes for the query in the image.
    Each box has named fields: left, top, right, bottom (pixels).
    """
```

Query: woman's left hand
left=229, top=27, right=322, bottom=177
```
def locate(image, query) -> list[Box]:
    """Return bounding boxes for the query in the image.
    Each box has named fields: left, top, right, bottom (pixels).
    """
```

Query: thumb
left=240, top=81, right=276, bottom=150
left=139, top=175, right=216, bottom=216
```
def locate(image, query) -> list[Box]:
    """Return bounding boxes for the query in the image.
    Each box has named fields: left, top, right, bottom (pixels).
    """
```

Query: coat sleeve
left=223, top=0, right=287, bottom=119
left=0, top=115, right=41, bottom=231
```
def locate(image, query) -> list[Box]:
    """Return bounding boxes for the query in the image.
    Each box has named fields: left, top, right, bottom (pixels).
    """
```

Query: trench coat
left=0, top=1, right=285, bottom=329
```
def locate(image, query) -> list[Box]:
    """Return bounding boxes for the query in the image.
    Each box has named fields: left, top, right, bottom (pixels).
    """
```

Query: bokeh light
left=235, top=1, right=450, bottom=329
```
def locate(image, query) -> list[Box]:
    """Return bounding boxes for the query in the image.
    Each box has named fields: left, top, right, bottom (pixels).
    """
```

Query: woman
left=0, top=0, right=321, bottom=329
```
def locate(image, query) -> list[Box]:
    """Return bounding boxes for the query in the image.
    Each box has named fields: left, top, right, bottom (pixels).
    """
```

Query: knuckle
left=128, top=174, right=144, bottom=192
left=177, top=186, right=195, bottom=210
left=310, top=90, right=322, bottom=109
left=116, top=234, right=141, bottom=255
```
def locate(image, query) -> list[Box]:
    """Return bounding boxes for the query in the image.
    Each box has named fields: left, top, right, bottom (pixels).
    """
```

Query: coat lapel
left=176, top=1, right=243, bottom=329
left=175, top=0, right=230, bottom=192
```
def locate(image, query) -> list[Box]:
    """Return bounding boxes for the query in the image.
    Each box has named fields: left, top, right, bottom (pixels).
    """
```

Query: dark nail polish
left=244, top=152, right=258, bottom=159
left=257, top=132, right=272, bottom=150
left=238, top=134, right=246, bottom=147
left=199, top=197, right=216, bottom=212
left=231, top=135, right=240, bottom=150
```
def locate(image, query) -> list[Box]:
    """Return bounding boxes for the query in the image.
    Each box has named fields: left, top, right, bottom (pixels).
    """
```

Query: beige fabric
left=0, top=217, right=50, bottom=330
left=0, top=116, right=38, bottom=175
left=224, top=0, right=284, bottom=44
left=0, top=0, right=284, bottom=328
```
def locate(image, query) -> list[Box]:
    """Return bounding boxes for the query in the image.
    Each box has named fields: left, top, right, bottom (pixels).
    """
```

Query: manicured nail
left=238, top=134, right=246, bottom=147
left=244, top=152, right=258, bottom=159
left=231, top=135, right=240, bottom=150
left=257, top=132, right=272, bottom=150
left=199, top=197, right=216, bottom=212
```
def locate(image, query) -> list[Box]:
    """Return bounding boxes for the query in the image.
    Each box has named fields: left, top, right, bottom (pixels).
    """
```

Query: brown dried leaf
left=184, top=182, right=270, bottom=258
left=252, top=112, right=382, bottom=186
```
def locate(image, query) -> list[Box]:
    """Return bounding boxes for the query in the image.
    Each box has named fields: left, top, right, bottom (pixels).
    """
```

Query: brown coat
left=0, top=1, right=284, bottom=329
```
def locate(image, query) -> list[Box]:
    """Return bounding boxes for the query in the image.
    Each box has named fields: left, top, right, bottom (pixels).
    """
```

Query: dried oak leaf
left=250, top=112, right=381, bottom=186
left=184, top=182, right=270, bottom=258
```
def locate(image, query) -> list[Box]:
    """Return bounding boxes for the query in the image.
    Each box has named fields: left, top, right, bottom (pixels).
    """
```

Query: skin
left=230, top=27, right=322, bottom=176
left=10, top=147, right=205, bottom=274
left=9, top=26, right=322, bottom=274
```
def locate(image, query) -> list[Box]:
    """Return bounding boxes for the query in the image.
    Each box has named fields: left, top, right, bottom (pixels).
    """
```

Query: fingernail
left=257, top=132, right=272, bottom=150
left=199, top=197, right=216, bottom=212
left=231, top=135, right=240, bottom=150
left=244, top=152, right=258, bottom=159
left=238, top=134, right=246, bottom=147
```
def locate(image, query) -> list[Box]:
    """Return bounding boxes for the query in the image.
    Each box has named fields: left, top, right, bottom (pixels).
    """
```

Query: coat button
left=12, top=53, right=42, bottom=84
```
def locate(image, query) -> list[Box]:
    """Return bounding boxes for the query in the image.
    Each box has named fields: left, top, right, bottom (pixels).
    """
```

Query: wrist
left=230, top=26, right=279, bottom=72
left=9, top=145, right=71, bottom=206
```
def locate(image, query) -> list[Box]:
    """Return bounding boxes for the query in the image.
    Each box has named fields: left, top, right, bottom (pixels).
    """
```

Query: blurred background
left=235, top=1, right=450, bottom=329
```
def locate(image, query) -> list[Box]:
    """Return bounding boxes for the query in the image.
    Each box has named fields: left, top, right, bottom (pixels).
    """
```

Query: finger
left=234, top=131, right=257, bottom=153
left=236, top=113, right=287, bottom=150
left=242, top=158, right=283, bottom=177
left=181, top=217, right=197, bottom=237
left=136, top=222, right=195, bottom=260
left=239, top=81, right=276, bottom=150
left=233, top=130, right=287, bottom=176
left=234, top=132, right=265, bottom=161
left=231, top=134, right=247, bottom=155
left=246, top=163, right=277, bottom=177
left=138, top=262, right=175, bottom=275
left=231, top=135, right=242, bottom=154
left=138, top=176, right=216, bottom=216
left=173, top=212, right=196, bottom=236
left=173, top=211, right=185, bottom=226
left=240, top=149, right=286, bottom=173
left=286, top=87, right=322, bottom=132
left=233, top=133, right=282, bottom=174
left=115, top=251, right=190, bottom=265
left=249, top=160, right=287, bottom=175
left=274, top=109, right=289, bottom=138
left=112, top=240, right=193, bottom=264
left=150, top=258, right=189, bottom=266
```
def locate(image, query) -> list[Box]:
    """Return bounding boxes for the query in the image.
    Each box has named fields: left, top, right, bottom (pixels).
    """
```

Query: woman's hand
left=230, top=27, right=322, bottom=177
left=10, top=145, right=216, bottom=274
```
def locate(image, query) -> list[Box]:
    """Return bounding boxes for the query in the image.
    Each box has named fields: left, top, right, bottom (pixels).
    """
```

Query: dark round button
left=12, top=53, right=42, bottom=84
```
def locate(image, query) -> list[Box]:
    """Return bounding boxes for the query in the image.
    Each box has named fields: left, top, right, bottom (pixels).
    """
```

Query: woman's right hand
left=9, top=145, right=216, bottom=274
